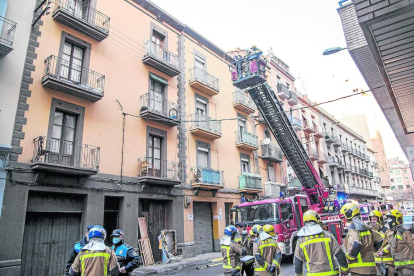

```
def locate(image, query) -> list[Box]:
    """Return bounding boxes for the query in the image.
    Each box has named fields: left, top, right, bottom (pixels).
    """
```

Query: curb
left=132, top=257, right=221, bottom=275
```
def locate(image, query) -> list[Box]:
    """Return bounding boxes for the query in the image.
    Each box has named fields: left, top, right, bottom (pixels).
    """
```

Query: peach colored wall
left=19, top=0, right=181, bottom=178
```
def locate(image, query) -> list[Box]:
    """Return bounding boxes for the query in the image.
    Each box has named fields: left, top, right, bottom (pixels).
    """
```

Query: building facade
left=372, top=131, right=393, bottom=194
left=388, top=157, right=414, bottom=202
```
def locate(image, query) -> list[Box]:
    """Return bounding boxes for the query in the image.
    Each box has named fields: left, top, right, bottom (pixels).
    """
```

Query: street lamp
left=322, top=47, right=347, bottom=56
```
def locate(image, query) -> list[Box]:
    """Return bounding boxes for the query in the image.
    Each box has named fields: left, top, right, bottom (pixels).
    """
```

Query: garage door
left=193, top=202, right=213, bottom=254
left=20, top=212, right=81, bottom=276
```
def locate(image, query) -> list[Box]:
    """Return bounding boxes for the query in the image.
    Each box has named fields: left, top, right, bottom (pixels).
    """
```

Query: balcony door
left=60, top=42, right=84, bottom=84
left=150, top=79, right=164, bottom=114
left=148, top=135, right=162, bottom=177
left=50, top=110, right=77, bottom=166
left=195, top=97, right=207, bottom=129
left=67, top=0, right=89, bottom=20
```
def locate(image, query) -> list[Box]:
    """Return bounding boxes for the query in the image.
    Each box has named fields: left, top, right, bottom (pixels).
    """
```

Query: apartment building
left=372, top=131, right=393, bottom=192
left=388, top=157, right=414, bottom=202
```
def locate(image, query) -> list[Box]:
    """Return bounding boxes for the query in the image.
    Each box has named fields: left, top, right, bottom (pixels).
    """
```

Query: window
left=238, top=115, right=247, bottom=133
left=398, top=185, right=404, bottom=190
left=148, top=135, right=162, bottom=173
left=396, top=177, right=402, bottom=182
left=61, top=42, right=84, bottom=83
left=280, top=203, right=292, bottom=221
left=390, top=171, right=393, bottom=175
left=395, top=170, right=401, bottom=175
left=151, top=31, right=164, bottom=47
left=405, top=177, right=409, bottom=181
left=197, top=141, right=210, bottom=168
left=268, top=164, right=276, bottom=182
left=302, top=116, right=307, bottom=128
left=149, top=78, right=165, bottom=113
left=51, top=110, right=77, bottom=164
left=404, top=170, right=407, bottom=174
left=276, top=75, right=281, bottom=84
left=264, top=129, right=271, bottom=141
left=225, top=203, right=233, bottom=226
left=407, top=185, right=411, bottom=189
left=241, top=155, right=250, bottom=173
left=195, top=96, right=207, bottom=115
left=67, top=0, right=90, bottom=19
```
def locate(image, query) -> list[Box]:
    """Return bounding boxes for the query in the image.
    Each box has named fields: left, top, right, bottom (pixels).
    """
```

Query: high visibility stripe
left=80, top=252, right=110, bottom=276
left=378, top=232, right=385, bottom=238
left=325, top=241, right=334, bottom=272
left=395, top=261, right=414, bottom=266
left=383, top=247, right=390, bottom=253
left=340, top=266, right=348, bottom=272
left=346, top=253, right=356, bottom=260
left=259, top=242, right=277, bottom=256
left=375, top=258, right=394, bottom=262
left=395, top=234, right=403, bottom=240
left=359, top=231, right=371, bottom=237
left=300, top=238, right=331, bottom=248
left=272, top=260, right=279, bottom=267
left=254, top=261, right=268, bottom=271
left=347, top=253, right=375, bottom=268
left=307, top=270, right=339, bottom=276
left=221, top=246, right=231, bottom=269
left=303, top=246, right=311, bottom=272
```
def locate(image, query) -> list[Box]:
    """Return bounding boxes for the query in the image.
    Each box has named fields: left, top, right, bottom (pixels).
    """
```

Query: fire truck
left=229, top=47, right=345, bottom=256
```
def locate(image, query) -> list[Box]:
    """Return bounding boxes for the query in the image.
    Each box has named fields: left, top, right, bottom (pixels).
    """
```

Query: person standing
left=294, top=210, right=348, bottom=276
left=221, top=226, right=246, bottom=276
left=65, top=225, right=95, bottom=276
left=69, top=226, right=119, bottom=276
left=253, top=225, right=280, bottom=276
left=378, top=210, right=414, bottom=276
left=110, top=229, right=141, bottom=276
left=340, top=203, right=383, bottom=276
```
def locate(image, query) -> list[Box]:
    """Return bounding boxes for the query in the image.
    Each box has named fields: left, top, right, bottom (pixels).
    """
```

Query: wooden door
left=21, top=213, right=81, bottom=276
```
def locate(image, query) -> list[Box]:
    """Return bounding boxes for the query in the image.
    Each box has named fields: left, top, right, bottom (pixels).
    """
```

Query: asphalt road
left=169, top=260, right=296, bottom=276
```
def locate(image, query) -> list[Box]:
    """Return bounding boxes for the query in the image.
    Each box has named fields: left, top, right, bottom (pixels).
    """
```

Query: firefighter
left=378, top=210, right=414, bottom=276
left=368, top=210, right=394, bottom=276
left=294, top=210, right=348, bottom=276
left=221, top=226, right=247, bottom=276
left=253, top=224, right=281, bottom=276
left=65, top=225, right=94, bottom=276
left=341, top=202, right=383, bottom=276
left=69, top=226, right=119, bottom=276
left=246, top=224, right=262, bottom=255
left=236, top=221, right=249, bottom=248
left=111, top=229, right=141, bottom=275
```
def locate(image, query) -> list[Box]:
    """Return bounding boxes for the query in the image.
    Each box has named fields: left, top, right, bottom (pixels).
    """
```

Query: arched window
left=264, top=129, right=271, bottom=141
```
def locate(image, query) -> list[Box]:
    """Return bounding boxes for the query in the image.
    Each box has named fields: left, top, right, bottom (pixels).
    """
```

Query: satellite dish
left=263, top=138, right=271, bottom=145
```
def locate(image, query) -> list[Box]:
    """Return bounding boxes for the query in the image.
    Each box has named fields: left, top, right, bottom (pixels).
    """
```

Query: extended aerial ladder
left=229, top=47, right=334, bottom=213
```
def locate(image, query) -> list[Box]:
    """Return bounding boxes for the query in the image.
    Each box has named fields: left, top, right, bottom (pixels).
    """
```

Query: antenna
left=116, top=99, right=124, bottom=111
left=297, top=73, right=308, bottom=96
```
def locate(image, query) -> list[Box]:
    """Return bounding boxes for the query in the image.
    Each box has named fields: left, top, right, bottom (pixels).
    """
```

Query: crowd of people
left=65, top=226, right=141, bottom=276
left=221, top=203, right=414, bottom=276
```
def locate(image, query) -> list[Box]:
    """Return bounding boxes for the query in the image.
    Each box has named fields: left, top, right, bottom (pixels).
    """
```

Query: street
left=165, top=260, right=296, bottom=276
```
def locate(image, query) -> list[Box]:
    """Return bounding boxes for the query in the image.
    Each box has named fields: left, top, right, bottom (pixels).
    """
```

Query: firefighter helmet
left=250, top=224, right=262, bottom=236
left=369, top=210, right=383, bottom=224
left=385, top=209, right=403, bottom=227
left=224, top=226, right=238, bottom=237
left=340, top=202, right=360, bottom=220
left=263, top=224, right=275, bottom=236
left=88, top=226, right=107, bottom=240
left=303, top=210, right=322, bottom=224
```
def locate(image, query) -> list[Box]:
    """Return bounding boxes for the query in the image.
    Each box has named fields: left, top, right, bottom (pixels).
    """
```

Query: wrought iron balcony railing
left=239, top=172, right=262, bottom=190
left=43, top=55, right=105, bottom=100
left=277, top=83, right=290, bottom=99
left=0, top=16, right=16, bottom=57
left=54, top=0, right=110, bottom=33
left=31, top=136, right=100, bottom=171
left=138, top=157, right=179, bottom=181
left=189, top=113, right=222, bottom=136
left=142, top=40, right=180, bottom=76
left=189, top=67, right=219, bottom=92
left=140, top=93, right=180, bottom=120
left=235, top=130, right=258, bottom=148
left=261, top=141, right=283, bottom=162
left=192, top=167, right=224, bottom=186
left=233, top=90, right=256, bottom=112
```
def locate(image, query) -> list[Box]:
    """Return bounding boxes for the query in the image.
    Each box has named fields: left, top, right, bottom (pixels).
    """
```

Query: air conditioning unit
left=264, top=181, right=284, bottom=198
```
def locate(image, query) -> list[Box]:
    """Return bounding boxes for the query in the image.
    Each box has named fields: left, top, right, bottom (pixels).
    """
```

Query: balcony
left=324, top=133, right=338, bottom=145
left=317, top=152, right=328, bottom=164
left=348, top=148, right=355, bottom=156
left=30, top=136, right=99, bottom=176
left=336, top=183, right=346, bottom=192
left=239, top=172, right=262, bottom=194
left=309, top=148, right=319, bottom=161
left=235, top=130, right=259, bottom=151
left=142, top=40, right=180, bottom=77
left=372, top=161, right=378, bottom=167
left=42, top=55, right=105, bottom=102
left=264, top=181, right=285, bottom=198
left=190, top=113, right=221, bottom=139
left=344, top=164, right=351, bottom=173
left=137, top=157, right=180, bottom=186
left=369, top=172, right=374, bottom=179
left=291, top=117, right=302, bottom=131
left=328, top=156, right=339, bottom=167
left=349, top=186, right=376, bottom=197
left=140, top=93, right=180, bottom=127
left=189, top=67, right=219, bottom=96
left=351, top=166, right=358, bottom=175
left=0, top=16, right=16, bottom=58
left=341, top=143, right=349, bottom=153
left=303, top=122, right=315, bottom=135
left=277, top=83, right=290, bottom=100
left=287, top=91, right=298, bottom=105
left=191, top=167, right=224, bottom=195
left=261, top=141, right=283, bottom=163
left=313, top=126, right=324, bottom=138
left=52, top=0, right=109, bottom=41
left=233, top=90, right=256, bottom=114
left=333, top=139, right=341, bottom=148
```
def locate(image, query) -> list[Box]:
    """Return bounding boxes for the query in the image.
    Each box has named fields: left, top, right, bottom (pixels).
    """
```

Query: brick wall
left=353, top=0, right=414, bottom=23
left=338, top=3, right=368, bottom=51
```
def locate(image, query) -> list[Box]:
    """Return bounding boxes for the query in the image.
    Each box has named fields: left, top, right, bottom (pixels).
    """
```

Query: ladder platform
left=233, top=75, right=266, bottom=90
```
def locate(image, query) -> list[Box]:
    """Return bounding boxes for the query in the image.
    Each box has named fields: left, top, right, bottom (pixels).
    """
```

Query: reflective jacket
left=221, top=240, right=243, bottom=273
left=345, top=224, right=383, bottom=275
left=295, top=230, right=348, bottom=276
left=387, top=225, right=414, bottom=271
left=253, top=235, right=281, bottom=276
left=65, top=237, right=88, bottom=276
left=111, top=242, right=141, bottom=275
left=372, top=226, right=394, bottom=265
left=70, top=247, right=119, bottom=276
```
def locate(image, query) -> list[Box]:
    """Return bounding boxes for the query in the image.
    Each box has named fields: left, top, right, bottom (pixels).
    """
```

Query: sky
left=150, top=0, right=407, bottom=161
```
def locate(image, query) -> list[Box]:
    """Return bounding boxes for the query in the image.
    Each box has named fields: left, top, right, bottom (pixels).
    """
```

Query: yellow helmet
left=303, top=210, right=321, bottom=224
left=385, top=209, right=403, bottom=227
left=369, top=210, right=383, bottom=224
left=263, top=224, right=275, bottom=236
left=250, top=224, right=262, bottom=237
left=340, top=202, right=360, bottom=220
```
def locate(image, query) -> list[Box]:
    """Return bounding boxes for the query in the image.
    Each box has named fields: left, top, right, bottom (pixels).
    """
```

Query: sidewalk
left=132, top=252, right=222, bottom=275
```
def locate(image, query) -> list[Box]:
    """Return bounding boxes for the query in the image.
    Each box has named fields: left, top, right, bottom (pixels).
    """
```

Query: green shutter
left=150, top=73, right=168, bottom=85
